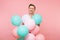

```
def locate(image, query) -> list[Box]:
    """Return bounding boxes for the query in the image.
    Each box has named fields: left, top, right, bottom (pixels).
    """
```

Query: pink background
left=0, top=0, right=60, bottom=40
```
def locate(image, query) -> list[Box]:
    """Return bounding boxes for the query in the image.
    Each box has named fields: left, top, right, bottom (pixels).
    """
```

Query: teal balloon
left=11, top=15, right=22, bottom=26
left=17, top=25, right=29, bottom=37
left=32, top=14, right=42, bottom=25
left=17, top=37, right=25, bottom=40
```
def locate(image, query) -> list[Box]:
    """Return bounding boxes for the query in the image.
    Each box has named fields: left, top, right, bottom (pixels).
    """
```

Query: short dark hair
left=28, top=4, right=36, bottom=9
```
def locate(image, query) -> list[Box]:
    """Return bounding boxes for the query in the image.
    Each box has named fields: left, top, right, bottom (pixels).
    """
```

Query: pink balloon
left=31, top=25, right=40, bottom=35
left=36, top=34, right=45, bottom=40
left=12, top=27, right=19, bottom=38
left=24, top=19, right=35, bottom=31
left=25, top=33, right=35, bottom=40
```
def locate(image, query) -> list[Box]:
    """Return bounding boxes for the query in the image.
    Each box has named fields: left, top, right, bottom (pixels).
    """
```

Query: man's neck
left=29, top=13, right=34, bottom=15
left=29, top=13, right=34, bottom=17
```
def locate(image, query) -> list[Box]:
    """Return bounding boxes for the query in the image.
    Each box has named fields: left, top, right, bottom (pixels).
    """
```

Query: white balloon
left=22, top=14, right=31, bottom=23
left=25, top=33, right=35, bottom=40
left=24, top=19, right=35, bottom=31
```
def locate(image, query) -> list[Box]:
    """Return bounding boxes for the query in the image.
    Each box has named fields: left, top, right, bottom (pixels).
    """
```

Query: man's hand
left=37, top=24, right=40, bottom=26
left=21, top=22, right=24, bottom=25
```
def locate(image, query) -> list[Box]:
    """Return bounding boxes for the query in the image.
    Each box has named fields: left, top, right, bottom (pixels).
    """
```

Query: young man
left=22, top=4, right=40, bottom=26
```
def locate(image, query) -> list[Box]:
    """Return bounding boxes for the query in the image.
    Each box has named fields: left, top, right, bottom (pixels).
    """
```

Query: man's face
left=28, top=6, right=35, bottom=14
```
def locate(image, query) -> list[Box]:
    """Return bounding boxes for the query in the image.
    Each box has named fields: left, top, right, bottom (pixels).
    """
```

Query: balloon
left=24, top=19, right=35, bottom=31
left=17, top=25, right=29, bottom=37
left=12, top=27, right=19, bottom=38
left=36, top=34, right=45, bottom=40
left=25, top=33, right=35, bottom=40
left=11, top=15, right=22, bottom=26
left=22, top=14, right=31, bottom=23
left=32, top=14, right=42, bottom=25
left=17, top=37, right=25, bottom=40
left=31, top=25, right=40, bottom=35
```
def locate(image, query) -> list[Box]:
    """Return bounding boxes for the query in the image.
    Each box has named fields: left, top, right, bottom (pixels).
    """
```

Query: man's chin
left=29, top=13, right=33, bottom=14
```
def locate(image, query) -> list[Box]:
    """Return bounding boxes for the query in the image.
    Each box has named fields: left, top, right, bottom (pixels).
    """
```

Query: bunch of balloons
left=11, top=14, right=45, bottom=40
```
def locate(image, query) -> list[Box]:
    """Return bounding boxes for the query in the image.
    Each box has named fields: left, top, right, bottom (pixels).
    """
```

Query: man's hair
left=28, top=4, right=36, bottom=9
